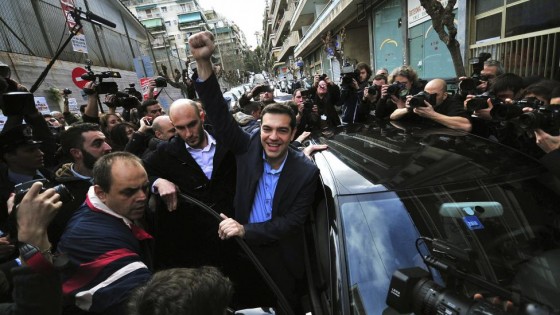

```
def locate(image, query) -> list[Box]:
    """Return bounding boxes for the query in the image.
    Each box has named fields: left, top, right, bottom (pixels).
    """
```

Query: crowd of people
left=0, top=29, right=559, bottom=315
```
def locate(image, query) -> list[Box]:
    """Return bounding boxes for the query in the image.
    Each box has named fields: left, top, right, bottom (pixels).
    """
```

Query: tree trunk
left=419, top=0, right=466, bottom=77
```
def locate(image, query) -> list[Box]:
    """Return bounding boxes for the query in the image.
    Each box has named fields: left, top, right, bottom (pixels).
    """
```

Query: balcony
left=291, top=0, right=318, bottom=31
left=278, top=31, right=300, bottom=61
left=272, top=4, right=295, bottom=47
left=177, top=11, right=205, bottom=30
left=141, top=17, right=166, bottom=33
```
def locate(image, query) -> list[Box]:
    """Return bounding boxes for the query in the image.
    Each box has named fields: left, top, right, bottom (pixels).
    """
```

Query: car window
left=338, top=175, right=560, bottom=314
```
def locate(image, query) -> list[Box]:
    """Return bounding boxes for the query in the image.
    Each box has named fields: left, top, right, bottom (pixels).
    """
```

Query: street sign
left=72, top=67, right=89, bottom=89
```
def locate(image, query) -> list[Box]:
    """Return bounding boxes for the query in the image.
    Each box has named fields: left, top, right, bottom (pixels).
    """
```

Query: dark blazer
left=143, top=132, right=236, bottom=269
left=195, top=74, right=319, bottom=279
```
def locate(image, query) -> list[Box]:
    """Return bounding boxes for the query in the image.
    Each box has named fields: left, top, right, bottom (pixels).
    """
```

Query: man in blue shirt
left=189, top=31, right=320, bottom=315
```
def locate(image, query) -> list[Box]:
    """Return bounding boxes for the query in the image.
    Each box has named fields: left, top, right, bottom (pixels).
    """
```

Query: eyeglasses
left=318, top=85, right=327, bottom=88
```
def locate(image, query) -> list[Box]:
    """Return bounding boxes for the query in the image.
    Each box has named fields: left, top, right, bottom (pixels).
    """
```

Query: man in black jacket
left=143, top=99, right=236, bottom=269
left=52, top=123, right=112, bottom=249
left=190, top=30, right=319, bottom=315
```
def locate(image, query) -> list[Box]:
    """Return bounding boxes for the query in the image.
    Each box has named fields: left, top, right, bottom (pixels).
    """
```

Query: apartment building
left=265, top=0, right=560, bottom=82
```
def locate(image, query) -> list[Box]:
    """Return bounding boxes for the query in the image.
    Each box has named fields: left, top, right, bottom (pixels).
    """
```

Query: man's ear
left=69, top=148, right=82, bottom=160
left=94, top=185, right=107, bottom=203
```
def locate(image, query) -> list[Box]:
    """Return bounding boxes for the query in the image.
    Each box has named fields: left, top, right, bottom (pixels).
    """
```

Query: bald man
left=143, top=99, right=237, bottom=269
left=390, top=78, right=472, bottom=132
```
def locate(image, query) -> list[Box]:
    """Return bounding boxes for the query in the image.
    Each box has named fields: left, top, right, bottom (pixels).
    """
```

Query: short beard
left=81, top=149, right=98, bottom=170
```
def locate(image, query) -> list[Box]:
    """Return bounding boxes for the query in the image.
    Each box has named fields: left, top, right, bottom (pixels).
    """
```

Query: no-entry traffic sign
left=72, top=67, right=88, bottom=89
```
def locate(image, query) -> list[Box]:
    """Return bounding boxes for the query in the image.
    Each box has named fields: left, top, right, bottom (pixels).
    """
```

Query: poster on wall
left=407, top=0, right=458, bottom=28
left=67, top=98, right=80, bottom=114
left=34, top=97, right=50, bottom=115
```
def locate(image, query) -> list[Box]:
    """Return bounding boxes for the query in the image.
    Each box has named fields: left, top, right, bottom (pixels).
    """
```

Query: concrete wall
left=342, top=26, right=370, bottom=65
left=0, top=52, right=184, bottom=113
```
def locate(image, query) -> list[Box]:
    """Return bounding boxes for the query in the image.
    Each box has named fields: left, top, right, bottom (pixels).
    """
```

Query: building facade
left=265, top=0, right=560, bottom=83
left=124, top=0, right=249, bottom=79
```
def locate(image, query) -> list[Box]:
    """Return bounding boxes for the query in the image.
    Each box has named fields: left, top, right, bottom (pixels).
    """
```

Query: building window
left=161, top=6, right=167, bottom=13
left=180, top=4, right=186, bottom=12
left=165, top=21, right=171, bottom=27
left=473, top=0, right=560, bottom=42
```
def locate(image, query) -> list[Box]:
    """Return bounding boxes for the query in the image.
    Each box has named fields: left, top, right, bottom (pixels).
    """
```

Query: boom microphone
left=85, top=11, right=116, bottom=28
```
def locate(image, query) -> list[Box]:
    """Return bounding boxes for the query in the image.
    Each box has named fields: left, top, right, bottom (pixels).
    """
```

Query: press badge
left=321, top=114, right=327, bottom=120
left=462, top=215, right=484, bottom=230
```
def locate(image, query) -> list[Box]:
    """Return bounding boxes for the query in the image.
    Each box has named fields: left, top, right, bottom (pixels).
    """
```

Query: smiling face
left=260, top=112, right=295, bottom=169
left=95, top=158, right=149, bottom=221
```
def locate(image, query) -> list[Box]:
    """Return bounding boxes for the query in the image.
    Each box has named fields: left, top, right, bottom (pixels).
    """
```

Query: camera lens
left=53, top=184, right=74, bottom=203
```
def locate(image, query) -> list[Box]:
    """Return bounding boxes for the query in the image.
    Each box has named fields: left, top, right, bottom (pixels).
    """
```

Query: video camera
left=341, top=64, right=360, bottom=88
left=386, top=237, right=558, bottom=315
left=458, top=52, right=492, bottom=94
left=105, top=84, right=141, bottom=110
left=409, top=91, right=436, bottom=108
left=62, top=88, right=72, bottom=95
left=81, top=60, right=121, bottom=95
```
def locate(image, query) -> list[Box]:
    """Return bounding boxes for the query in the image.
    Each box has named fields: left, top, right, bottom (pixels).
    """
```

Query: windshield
left=340, top=175, right=560, bottom=314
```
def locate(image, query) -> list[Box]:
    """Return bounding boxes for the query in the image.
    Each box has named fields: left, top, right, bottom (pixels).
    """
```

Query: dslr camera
left=409, top=91, right=436, bottom=108
left=465, top=95, right=500, bottom=112
left=13, top=179, right=73, bottom=206
left=367, top=85, right=381, bottom=98
left=154, top=76, right=167, bottom=88
left=386, top=82, right=409, bottom=99
left=490, top=98, right=544, bottom=121
left=517, top=104, right=560, bottom=134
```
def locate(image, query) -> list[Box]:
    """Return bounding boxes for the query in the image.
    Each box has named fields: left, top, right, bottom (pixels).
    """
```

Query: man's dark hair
left=523, top=83, right=553, bottom=102
left=490, top=73, right=523, bottom=95
left=373, top=74, right=388, bottom=83
left=60, top=123, right=101, bottom=160
left=356, top=62, right=372, bottom=80
left=128, top=266, right=233, bottom=315
left=140, top=99, right=160, bottom=116
left=93, top=151, right=142, bottom=192
left=242, top=101, right=262, bottom=115
left=260, top=103, right=296, bottom=130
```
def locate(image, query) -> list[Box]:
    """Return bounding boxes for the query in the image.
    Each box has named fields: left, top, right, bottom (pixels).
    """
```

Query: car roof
left=312, top=120, right=545, bottom=195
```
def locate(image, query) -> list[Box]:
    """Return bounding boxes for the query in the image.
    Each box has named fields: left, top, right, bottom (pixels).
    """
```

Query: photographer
left=238, top=84, right=275, bottom=108
left=0, top=125, right=54, bottom=226
left=363, top=74, right=387, bottom=119
left=390, top=79, right=472, bottom=132
left=340, top=62, right=372, bottom=123
left=375, top=66, right=422, bottom=119
left=0, top=181, right=63, bottom=315
left=301, top=79, right=341, bottom=131
left=0, top=64, right=57, bottom=168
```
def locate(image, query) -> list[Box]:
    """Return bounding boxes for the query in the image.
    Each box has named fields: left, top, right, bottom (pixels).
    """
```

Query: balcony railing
left=469, top=27, right=560, bottom=79
left=278, top=31, right=300, bottom=61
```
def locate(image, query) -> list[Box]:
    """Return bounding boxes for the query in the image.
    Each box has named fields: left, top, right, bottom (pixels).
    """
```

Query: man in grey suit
left=189, top=31, right=319, bottom=315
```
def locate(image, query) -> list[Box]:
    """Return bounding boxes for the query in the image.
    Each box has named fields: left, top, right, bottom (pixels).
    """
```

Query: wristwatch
left=19, top=243, right=52, bottom=269
left=19, top=243, right=41, bottom=261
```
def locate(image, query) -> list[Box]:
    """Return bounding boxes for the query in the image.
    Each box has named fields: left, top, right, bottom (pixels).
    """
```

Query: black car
left=299, top=120, right=560, bottom=315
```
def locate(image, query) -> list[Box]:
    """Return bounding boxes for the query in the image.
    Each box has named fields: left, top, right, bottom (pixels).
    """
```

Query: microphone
left=85, top=11, right=116, bottom=28
left=81, top=73, right=95, bottom=81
